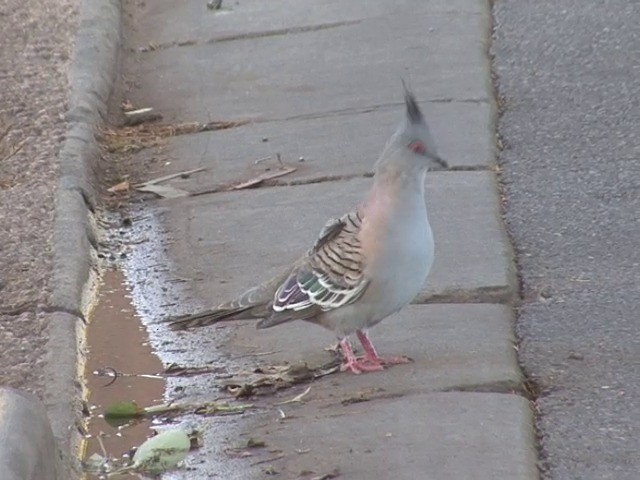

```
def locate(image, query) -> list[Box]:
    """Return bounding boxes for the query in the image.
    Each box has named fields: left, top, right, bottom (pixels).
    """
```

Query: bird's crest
left=401, top=79, right=424, bottom=125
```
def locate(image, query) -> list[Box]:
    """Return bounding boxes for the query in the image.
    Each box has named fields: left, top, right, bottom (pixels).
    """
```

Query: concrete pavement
left=115, top=0, right=538, bottom=478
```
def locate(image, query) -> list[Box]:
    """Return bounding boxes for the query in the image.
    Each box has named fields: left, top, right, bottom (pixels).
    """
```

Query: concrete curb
left=0, top=388, right=58, bottom=480
left=25, top=0, right=121, bottom=478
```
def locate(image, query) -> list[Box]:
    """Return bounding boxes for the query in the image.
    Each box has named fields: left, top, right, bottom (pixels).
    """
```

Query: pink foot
left=339, top=338, right=384, bottom=374
left=356, top=330, right=413, bottom=366
left=370, top=355, right=413, bottom=365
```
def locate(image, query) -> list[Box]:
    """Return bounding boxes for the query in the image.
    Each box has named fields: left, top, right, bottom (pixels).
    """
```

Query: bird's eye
left=409, top=140, right=426, bottom=154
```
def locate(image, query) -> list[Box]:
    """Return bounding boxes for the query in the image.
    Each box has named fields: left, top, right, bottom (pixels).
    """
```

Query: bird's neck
left=363, top=163, right=427, bottom=228
left=374, top=143, right=427, bottom=183
left=371, top=159, right=427, bottom=201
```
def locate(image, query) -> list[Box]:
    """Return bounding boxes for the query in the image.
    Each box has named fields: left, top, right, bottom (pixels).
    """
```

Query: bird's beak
left=429, top=154, right=448, bottom=171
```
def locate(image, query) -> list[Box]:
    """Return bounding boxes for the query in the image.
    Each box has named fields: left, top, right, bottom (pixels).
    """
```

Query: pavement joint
left=41, top=305, right=88, bottom=323
left=261, top=98, right=491, bottom=124
left=416, top=285, right=516, bottom=304
left=175, top=160, right=493, bottom=200
left=147, top=97, right=491, bottom=133
left=183, top=173, right=374, bottom=198
left=442, top=381, right=527, bottom=397
left=133, top=20, right=361, bottom=53
left=448, top=165, right=492, bottom=171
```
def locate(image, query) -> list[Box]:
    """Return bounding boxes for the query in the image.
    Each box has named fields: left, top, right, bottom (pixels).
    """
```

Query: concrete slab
left=177, top=392, right=538, bottom=480
left=159, top=172, right=515, bottom=305
left=124, top=11, right=490, bottom=122
left=133, top=101, right=494, bottom=187
left=127, top=0, right=487, bottom=47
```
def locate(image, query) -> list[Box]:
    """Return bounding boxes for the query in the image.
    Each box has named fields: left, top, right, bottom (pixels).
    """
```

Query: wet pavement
left=100, top=0, right=539, bottom=478
left=83, top=269, right=165, bottom=472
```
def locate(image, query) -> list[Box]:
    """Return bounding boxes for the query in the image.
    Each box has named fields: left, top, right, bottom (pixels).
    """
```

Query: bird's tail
left=167, top=306, right=252, bottom=330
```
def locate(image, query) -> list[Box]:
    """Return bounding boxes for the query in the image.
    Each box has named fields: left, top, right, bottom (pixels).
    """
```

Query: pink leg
left=339, top=338, right=384, bottom=374
left=356, top=330, right=412, bottom=366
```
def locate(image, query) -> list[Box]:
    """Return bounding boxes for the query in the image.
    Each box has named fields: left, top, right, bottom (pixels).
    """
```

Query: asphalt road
left=492, top=1, right=640, bottom=479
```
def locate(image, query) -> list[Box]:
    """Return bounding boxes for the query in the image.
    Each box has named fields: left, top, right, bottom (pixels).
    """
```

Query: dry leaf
left=136, top=184, right=190, bottom=198
left=108, top=180, right=131, bottom=193
left=275, top=386, right=311, bottom=405
left=231, top=165, right=297, bottom=190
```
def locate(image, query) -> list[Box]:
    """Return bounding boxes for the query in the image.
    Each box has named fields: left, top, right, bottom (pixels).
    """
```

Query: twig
left=96, top=433, right=108, bottom=457
left=134, top=167, right=206, bottom=188
left=250, top=453, right=285, bottom=466
left=1, top=139, right=26, bottom=163
left=233, top=350, right=282, bottom=359
left=93, top=367, right=164, bottom=387
left=0, top=123, right=12, bottom=143
left=231, top=165, right=297, bottom=190
left=275, top=386, right=311, bottom=405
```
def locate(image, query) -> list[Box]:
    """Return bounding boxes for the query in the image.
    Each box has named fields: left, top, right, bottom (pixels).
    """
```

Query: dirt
left=0, top=0, right=79, bottom=394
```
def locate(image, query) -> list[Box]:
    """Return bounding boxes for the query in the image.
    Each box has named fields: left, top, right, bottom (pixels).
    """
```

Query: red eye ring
left=409, top=140, right=426, bottom=154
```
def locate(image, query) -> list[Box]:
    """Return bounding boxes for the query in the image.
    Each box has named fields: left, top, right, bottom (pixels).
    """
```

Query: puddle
left=83, top=268, right=165, bottom=473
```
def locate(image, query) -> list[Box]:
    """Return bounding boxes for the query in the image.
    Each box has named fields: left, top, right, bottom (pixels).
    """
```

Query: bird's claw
left=340, top=357, right=385, bottom=375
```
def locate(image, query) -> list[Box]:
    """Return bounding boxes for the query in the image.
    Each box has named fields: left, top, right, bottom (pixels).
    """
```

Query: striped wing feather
left=257, top=210, right=368, bottom=328
left=170, top=211, right=368, bottom=331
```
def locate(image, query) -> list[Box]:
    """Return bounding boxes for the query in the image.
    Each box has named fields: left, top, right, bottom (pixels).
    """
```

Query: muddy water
left=83, top=269, right=165, bottom=464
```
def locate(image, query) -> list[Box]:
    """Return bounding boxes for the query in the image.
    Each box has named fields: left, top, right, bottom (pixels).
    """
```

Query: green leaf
left=83, top=452, right=107, bottom=474
left=104, top=401, right=145, bottom=419
left=132, top=429, right=190, bottom=475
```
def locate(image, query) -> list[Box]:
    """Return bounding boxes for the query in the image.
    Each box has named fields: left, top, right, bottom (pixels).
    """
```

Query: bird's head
left=382, top=82, right=447, bottom=172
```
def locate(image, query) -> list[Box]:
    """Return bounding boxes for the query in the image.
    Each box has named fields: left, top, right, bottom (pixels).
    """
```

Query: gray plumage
left=168, top=85, right=445, bottom=372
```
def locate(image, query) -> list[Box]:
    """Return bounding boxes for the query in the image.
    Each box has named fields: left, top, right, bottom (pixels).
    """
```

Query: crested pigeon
left=169, top=85, right=446, bottom=374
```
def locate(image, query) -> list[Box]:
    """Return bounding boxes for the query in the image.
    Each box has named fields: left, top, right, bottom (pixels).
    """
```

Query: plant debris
left=102, top=399, right=253, bottom=424
left=133, top=167, right=207, bottom=198
left=107, top=180, right=131, bottom=193
left=220, top=360, right=340, bottom=398
left=264, top=464, right=279, bottom=475
left=251, top=454, right=285, bottom=466
left=135, top=183, right=190, bottom=198
left=123, top=107, right=163, bottom=126
left=92, top=366, right=164, bottom=387
left=246, top=437, right=266, bottom=448
left=230, top=164, right=297, bottom=190
left=102, top=120, right=247, bottom=153
left=163, top=362, right=227, bottom=377
left=0, top=122, right=26, bottom=163
left=104, top=400, right=145, bottom=420
left=311, top=468, right=341, bottom=480
left=340, top=387, right=387, bottom=406
left=84, top=429, right=196, bottom=477
left=131, top=429, right=191, bottom=475
left=135, top=167, right=206, bottom=188
left=275, top=385, right=312, bottom=405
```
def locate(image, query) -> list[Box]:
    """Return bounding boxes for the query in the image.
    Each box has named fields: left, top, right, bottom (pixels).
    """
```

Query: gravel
left=0, top=0, right=79, bottom=394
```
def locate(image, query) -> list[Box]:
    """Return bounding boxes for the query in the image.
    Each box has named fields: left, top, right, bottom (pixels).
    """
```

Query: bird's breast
left=361, top=198, right=434, bottom=320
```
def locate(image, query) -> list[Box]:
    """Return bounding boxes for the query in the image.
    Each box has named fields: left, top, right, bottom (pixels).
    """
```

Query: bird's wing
left=257, top=210, right=369, bottom=328
left=168, top=268, right=292, bottom=330
left=170, top=211, right=368, bottom=330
